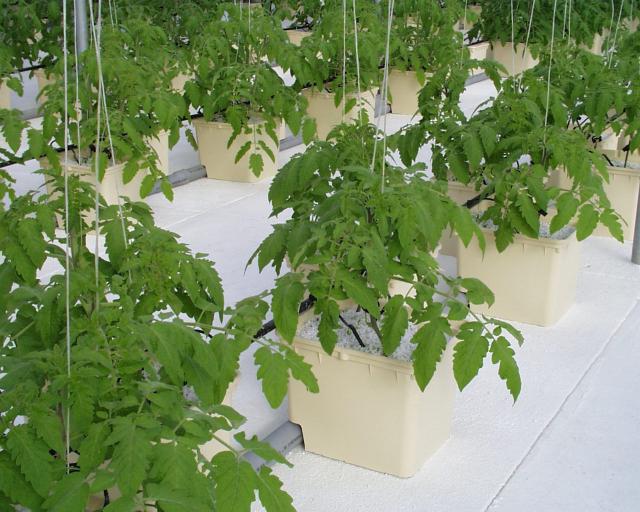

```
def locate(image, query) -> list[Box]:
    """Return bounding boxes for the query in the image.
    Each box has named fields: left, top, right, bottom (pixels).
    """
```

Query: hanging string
left=87, top=0, right=104, bottom=308
left=380, top=0, right=395, bottom=192
left=562, top=0, right=568, bottom=38
left=351, top=0, right=362, bottom=111
left=543, top=0, right=559, bottom=143
left=510, top=0, right=516, bottom=73
left=371, top=0, right=394, bottom=190
left=608, top=0, right=626, bottom=68
left=73, top=0, right=82, bottom=164
left=520, top=0, right=537, bottom=86
left=460, top=0, right=468, bottom=62
left=567, top=0, right=572, bottom=42
left=62, top=0, right=72, bottom=475
left=342, top=0, right=347, bottom=119
left=608, top=0, right=616, bottom=54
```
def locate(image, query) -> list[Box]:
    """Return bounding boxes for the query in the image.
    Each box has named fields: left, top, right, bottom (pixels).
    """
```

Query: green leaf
left=599, top=209, right=624, bottom=242
left=0, top=453, right=43, bottom=510
left=479, top=125, right=496, bottom=156
left=254, top=346, right=290, bottom=408
left=108, top=421, right=151, bottom=497
left=317, top=301, right=339, bottom=354
left=103, top=216, right=127, bottom=270
left=42, top=473, right=90, bottom=512
left=411, top=322, right=448, bottom=391
left=78, top=422, right=110, bottom=473
left=516, top=193, right=540, bottom=234
left=550, top=193, right=579, bottom=233
left=453, top=324, right=489, bottom=391
left=212, top=452, right=257, bottom=512
left=235, top=141, right=252, bottom=163
left=6, top=425, right=53, bottom=497
left=256, top=466, right=295, bottom=512
left=104, top=496, right=137, bottom=512
left=460, top=277, right=495, bottom=306
left=380, top=296, right=408, bottom=356
left=145, top=484, right=204, bottom=511
left=336, top=269, right=380, bottom=318
left=161, top=179, right=174, bottom=201
left=490, top=337, right=521, bottom=401
left=576, top=204, right=599, bottom=241
left=30, top=408, right=65, bottom=454
left=273, top=274, right=305, bottom=342
left=234, top=433, right=292, bottom=467
left=362, top=246, right=389, bottom=295
left=302, top=117, right=317, bottom=144
left=463, top=132, right=483, bottom=169
left=250, top=153, right=264, bottom=177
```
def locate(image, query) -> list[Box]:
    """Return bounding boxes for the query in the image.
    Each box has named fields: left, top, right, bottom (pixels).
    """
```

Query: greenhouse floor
left=6, top=78, right=640, bottom=511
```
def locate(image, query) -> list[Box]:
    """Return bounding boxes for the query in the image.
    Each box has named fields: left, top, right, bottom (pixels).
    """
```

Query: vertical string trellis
left=62, top=0, right=72, bottom=474
left=342, top=0, right=347, bottom=119
left=608, top=0, right=626, bottom=68
left=351, top=0, right=362, bottom=111
left=370, top=0, right=394, bottom=191
left=543, top=0, right=560, bottom=145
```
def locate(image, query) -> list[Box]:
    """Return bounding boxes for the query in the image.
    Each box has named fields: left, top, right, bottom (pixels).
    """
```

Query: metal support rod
left=631, top=185, right=640, bottom=264
left=75, top=0, right=90, bottom=54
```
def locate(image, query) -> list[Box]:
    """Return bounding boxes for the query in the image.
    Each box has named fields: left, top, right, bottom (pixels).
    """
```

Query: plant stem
left=365, top=313, right=383, bottom=345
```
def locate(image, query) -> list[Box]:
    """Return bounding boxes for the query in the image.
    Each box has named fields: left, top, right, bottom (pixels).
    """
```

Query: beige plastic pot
left=288, top=314, right=455, bottom=477
left=457, top=229, right=580, bottom=326
left=42, top=159, right=144, bottom=205
left=193, top=118, right=280, bottom=182
left=550, top=154, right=640, bottom=241
left=455, top=5, right=482, bottom=32
left=303, top=88, right=377, bottom=140
left=34, top=68, right=54, bottom=105
left=490, top=42, right=538, bottom=76
left=387, top=70, right=423, bottom=116
left=0, top=82, right=11, bottom=109
left=580, top=31, right=608, bottom=55
left=440, top=181, right=489, bottom=258
left=171, top=72, right=193, bottom=94
left=286, top=29, right=311, bottom=46
left=147, top=130, right=170, bottom=175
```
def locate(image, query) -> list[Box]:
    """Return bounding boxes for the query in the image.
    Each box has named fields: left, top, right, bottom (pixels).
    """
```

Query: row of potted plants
left=1, top=0, right=638, bottom=509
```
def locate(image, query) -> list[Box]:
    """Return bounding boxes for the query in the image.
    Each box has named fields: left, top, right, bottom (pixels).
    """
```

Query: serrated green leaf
left=212, top=451, right=257, bottom=512
left=250, top=153, right=264, bottom=177
left=6, top=425, right=53, bottom=497
left=254, top=346, right=289, bottom=408
left=453, top=324, right=489, bottom=391
left=273, top=274, right=305, bottom=342
left=411, top=322, right=448, bottom=391
left=108, top=422, right=151, bottom=497
left=256, top=466, right=295, bottom=512
left=336, top=269, right=380, bottom=317
left=490, top=337, right=521, bottom=401
left=78, top=422, right=110, bottom=474
left=302, top=117, right=317, bottom=144
left=234, top=432, right=292, bottom=467
left=42, top=473, right=90, bottom=512
left=576, top=204, right=599, bottom=240
left=380, top=296, right=408, bottom=356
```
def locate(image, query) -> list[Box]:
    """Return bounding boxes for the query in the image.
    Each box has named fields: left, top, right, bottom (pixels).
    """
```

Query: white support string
left=62, top=0, right=72, bottom=475
left=521, top=0, right=537, bottom=82
left=567, top=0, right=572, bottom=42
left=351, top=0, right=362, bottom=111
left=88, top=0, right=104, bottom=307
left=73, top=1, right=82, bottom=164
left=342, top=0, right=347, bottom=118
left=608, top=0, right=616, bottom=54
left=371, top=0, right=394, bottom=190
left=562, top=0, right=568, bottom=38
left=510, top=0, right=516, bottom=73
left=608, top=0, right=626, bottom=68
left=544, top=0, right=559, bottom=142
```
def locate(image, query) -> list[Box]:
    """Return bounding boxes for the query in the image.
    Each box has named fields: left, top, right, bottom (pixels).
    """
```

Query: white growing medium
left=478, top=217, right=576, bottom=240
left=298, top=307, right=421, bottom=362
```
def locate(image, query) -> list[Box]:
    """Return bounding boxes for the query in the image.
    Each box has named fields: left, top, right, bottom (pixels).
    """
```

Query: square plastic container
left=302, top=88, right=377, bottom=140
left=193, top=118, right=279, bottom=182
left=289, top=324, right=455, bottom=477
left=490, top=42, right=538, bottom=76
left=457, top=229, right=580, bottom=326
